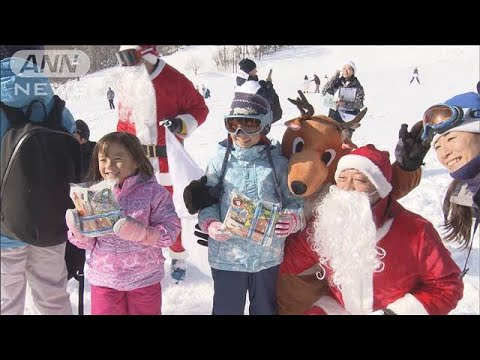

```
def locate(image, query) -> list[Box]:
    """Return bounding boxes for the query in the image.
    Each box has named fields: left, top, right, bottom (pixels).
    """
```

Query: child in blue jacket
left=198, top=92, right=305, bottom=315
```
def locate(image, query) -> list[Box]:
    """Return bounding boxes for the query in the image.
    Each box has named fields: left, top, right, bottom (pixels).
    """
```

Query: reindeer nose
left=291, top=181, right=307, bottom=195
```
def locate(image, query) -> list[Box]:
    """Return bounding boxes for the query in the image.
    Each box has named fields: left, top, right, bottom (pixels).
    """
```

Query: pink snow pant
left=91, top=283, right=162, bottom=315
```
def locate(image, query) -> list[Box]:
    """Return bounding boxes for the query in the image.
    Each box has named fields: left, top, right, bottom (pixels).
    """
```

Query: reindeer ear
left=285, top=118, right=302, bottom=130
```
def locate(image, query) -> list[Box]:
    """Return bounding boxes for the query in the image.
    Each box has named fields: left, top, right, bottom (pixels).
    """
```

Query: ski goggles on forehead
left=116, top=48, right=141, bottom=67
left=224, top=116, right=264, bottom=135
left=421, top=104, right=480, bottom=142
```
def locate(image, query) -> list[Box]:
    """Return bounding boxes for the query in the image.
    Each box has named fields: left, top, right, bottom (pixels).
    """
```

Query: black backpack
left=1, top=95, right=81, bottom=246
left=1, top=96, right=86, bottom=314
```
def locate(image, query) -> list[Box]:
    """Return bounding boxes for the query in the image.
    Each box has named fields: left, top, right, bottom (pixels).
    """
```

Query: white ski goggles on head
left=224, top=112, right=273, bottom=136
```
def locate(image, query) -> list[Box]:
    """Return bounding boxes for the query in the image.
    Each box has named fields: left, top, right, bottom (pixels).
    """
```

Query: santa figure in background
left=115, top=45, right=209, bottom=282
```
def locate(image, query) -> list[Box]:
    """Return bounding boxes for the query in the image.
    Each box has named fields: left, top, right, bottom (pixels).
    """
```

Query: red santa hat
left=118, top=45, right=159, bottom=64
left=334, top=144, right=392, bottom=198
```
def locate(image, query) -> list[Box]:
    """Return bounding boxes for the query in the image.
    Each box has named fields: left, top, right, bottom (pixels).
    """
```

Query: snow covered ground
left=27, top=45, right=478, bottom=315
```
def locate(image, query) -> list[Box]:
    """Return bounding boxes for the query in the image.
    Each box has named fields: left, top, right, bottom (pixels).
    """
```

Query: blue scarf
left=450, top=155, right=480, bottom=195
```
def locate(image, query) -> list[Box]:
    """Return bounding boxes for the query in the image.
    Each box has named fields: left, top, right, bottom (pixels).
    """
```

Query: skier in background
left=410, top=67, right=420, bottom=84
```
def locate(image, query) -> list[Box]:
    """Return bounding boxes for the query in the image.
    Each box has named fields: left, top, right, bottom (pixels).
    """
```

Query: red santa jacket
left=117, top=60, right=208, bottom=186
left=280, top=197, right=464, bottom=315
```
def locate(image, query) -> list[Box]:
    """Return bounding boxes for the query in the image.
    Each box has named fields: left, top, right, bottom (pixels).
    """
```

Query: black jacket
left=235, top=75, right=283, bottom=124
left=80, top=141, right=96, bottom=181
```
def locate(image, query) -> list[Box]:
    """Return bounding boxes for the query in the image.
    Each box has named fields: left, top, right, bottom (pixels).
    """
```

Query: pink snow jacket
left=68, top=175, right=181, bottom=291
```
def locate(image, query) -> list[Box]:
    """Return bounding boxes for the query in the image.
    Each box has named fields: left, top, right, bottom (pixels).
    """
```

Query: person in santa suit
left=281, top=144, right=464, bottom=315
left=115, top=45, right=209, bottom=282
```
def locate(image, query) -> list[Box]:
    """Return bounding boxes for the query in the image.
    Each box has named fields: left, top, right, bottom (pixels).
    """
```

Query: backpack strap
left=208, top=137, right=233, bottom=200
left=0, top=98, right=50, bottom=126
left=208, top=137, right=284, bottom=207
left=45, top=95, right=66, bottom=129
left=0, top=101, right=28, bottom=126
left=265, top=140, right=284, bottom=206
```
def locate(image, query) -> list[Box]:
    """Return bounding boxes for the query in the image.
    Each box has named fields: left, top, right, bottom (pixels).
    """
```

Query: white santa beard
left=111, top=65, right=161, bottom=180
left=311, top=186, right=385, bottom=314
left=113, top=65, right=158, bottom=144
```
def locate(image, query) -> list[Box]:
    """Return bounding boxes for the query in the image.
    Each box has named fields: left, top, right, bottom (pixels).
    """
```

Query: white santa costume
left=116, top=45, right=209, bottom=279
left=281, top=145, right=464, bottom=315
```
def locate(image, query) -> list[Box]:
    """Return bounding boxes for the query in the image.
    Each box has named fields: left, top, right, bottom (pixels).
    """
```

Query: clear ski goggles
left=421, top=104, right=480, bottom=142
left=116, top=48, right=141, bottom=67
left=224, top=112, right=273, bottom=135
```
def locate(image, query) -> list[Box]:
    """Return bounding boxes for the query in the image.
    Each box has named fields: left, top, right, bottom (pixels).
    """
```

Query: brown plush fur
left=282, top=115, right=352, bottom=197
left=278, top=115, right=354, bottom=315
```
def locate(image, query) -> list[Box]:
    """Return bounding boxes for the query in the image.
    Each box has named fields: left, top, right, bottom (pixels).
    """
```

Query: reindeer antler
left=288, top=90, right=314, bottom=120
left=339, top=107, right=368, bottom=131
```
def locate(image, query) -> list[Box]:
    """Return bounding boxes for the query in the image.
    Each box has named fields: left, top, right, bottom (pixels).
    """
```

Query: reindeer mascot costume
left=184, top=91, right=426, bottom=314
left=277, top=91, right=423, bottom=314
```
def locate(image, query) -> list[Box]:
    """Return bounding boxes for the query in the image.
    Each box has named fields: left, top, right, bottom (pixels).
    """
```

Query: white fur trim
left=387, top=293, right=429, bottom=315
left=119, top=45, right=139, bottom=52
left=237, top=69, right=249, bottom=80
left=341, top=270, right=374, bottom=314
left=236, top=80, right=261, bottom=95
left=143, top=53, right=158, bottom=64
left=155, top=172, right=173, bottom=187
left=432, top=118, right=480, bottom=145
left=337, top=218, right=393, bottom=314
left=169, top=248, right=188, bottom=260
left=175, top=114, right=198, bottom=139
left=149, top=59, right=166, bottom=80
left=312, top=296, right=350, bottom=315
left=335, top=154, right=392, bottom=198
left=118, top=45, right=157, bottom=64
left=376, top=218, right=393, bottom=242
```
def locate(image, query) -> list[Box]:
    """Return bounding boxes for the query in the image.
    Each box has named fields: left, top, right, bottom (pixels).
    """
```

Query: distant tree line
left=45, top=45, right=287, bottom=83
left=213, top=45, right=288, bottom=72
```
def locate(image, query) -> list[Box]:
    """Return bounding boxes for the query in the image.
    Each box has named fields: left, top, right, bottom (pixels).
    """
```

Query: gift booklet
left=70, top=180, right=122, bottom=237
left=223, top=190, right=282, bottom=247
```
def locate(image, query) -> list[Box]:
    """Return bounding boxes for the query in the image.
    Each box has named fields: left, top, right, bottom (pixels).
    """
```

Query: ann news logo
left=11, top=49, right=90, bottom=78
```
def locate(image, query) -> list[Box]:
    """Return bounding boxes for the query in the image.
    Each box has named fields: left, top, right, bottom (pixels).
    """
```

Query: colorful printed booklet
left=223, top=190, right=282, bottom=246
left=69, top=180, right=122, bottom=237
